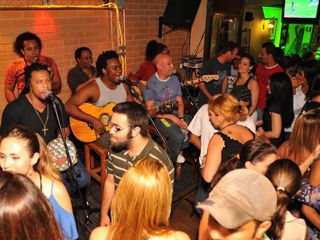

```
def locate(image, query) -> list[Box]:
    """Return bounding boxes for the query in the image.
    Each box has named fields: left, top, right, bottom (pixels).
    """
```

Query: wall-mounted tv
left=282, top=0, right=320, bottom=24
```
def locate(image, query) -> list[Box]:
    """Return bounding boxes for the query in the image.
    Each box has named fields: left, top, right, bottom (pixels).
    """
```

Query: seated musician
left=65, top=50, right=133, bottom=148
left=0, top=62, right=89, bottom=195
left=144, top=53, right=189, bottom=174
left=67, top=46, right=96, bottom=94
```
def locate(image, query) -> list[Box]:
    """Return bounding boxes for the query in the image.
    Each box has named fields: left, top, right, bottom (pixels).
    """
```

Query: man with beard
left=0, top=62, right=89, bottom=194
left=198, top=41, right=238, bottom=107
left=5, top=32, right=61, bottom=103
left=65, top=50, right=133, bottom=147
left=100, top=102, right=174, bottom=226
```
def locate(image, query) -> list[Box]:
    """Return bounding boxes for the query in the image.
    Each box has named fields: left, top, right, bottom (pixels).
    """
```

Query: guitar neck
left=183, top=74, right=219, bottom=86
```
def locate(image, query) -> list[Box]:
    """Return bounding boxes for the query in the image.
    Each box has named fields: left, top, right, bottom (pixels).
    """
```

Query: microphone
left=120, top=75, right=133, bottom=86
left=45, top=90, right=60, bottom=104
left=120, top=75, right=141, bottom=100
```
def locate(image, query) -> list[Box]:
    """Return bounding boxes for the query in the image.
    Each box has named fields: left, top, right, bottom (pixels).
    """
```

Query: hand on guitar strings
left=90, top=118, right=106, bottom=135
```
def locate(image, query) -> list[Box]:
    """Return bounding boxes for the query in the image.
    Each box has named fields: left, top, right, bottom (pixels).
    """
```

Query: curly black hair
left=14, top=32, right=42, bottom=57
left=95, top=50, right=119, bottom=77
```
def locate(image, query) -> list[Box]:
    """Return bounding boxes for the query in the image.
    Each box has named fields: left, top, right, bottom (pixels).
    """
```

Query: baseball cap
left=197, top=169, right=277, bottom=229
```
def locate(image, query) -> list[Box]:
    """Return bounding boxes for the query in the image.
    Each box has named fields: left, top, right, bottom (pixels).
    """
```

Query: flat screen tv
left=282, top=0, right=320, bottom=24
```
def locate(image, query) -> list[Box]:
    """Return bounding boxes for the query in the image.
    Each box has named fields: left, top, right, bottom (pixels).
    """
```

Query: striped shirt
left=106, top=137, right=174, bottom=187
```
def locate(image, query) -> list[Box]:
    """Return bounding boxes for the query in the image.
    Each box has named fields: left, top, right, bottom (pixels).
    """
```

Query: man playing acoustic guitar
left=65, top=50, right=133, bottom=147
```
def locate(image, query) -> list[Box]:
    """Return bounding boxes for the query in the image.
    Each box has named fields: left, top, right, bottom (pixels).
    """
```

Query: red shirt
left=255, top=63, right=284, bottom=109
left=5, top=55, right=60, bottom=96
left=128, top=60, right=156, bottom=83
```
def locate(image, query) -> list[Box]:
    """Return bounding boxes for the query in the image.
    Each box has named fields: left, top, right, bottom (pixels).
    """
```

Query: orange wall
left=0, top=0, right=188, bottom=119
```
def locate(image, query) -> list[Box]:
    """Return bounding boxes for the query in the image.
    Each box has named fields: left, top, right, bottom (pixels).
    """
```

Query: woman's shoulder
left=90, top=226, right=109, bottom=240
left=149, top=231, right=191, bottom=240
left=51, top=179, right=74, bottom=214
left=235, top=124, right=254, bottom=135
left=278, top=140, right=289, bottom=158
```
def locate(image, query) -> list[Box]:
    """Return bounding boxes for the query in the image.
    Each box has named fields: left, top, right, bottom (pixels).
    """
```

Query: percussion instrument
left=47, top=138, right=78, bottom=172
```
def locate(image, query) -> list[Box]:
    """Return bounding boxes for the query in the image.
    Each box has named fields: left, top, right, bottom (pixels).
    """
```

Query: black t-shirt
left=199, top=57, right=230, bottom=106
left=67, top=65, right=95, bottom=94
left=0, top=95, right=68, bottom=144
left=263, top=103, right=285, bottom=147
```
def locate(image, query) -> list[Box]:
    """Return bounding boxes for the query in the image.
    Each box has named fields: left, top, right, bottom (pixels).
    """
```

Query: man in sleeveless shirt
left=65, top=50, right=133, bottom=147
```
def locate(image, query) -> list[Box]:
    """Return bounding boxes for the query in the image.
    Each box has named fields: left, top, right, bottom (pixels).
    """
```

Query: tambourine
left=47, top=138, right=78, bottom=172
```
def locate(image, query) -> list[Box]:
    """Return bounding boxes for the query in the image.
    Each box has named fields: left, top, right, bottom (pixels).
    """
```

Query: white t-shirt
left=188, top=104, right=256, bottom=164
left=282, top=211, right=306, bottom=240
left=285, top=85, right=306, bottom=133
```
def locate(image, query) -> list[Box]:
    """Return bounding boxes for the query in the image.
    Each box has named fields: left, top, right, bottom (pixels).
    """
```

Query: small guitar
left=183, top=74, right=219, bottom=86
left=70, top=102, right=116, bottom=143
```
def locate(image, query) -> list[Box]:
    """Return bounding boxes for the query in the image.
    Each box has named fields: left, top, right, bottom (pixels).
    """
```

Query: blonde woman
left=90, top=158, right=190, bottom=240
left=0, top=125, right=78, bottom=239
left=201, top=93, right=254, bottom=184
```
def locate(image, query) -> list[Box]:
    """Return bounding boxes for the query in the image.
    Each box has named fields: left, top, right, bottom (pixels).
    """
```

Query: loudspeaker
left=162, top=0, right=201, bottom=30
left=245, top=12, right=253, bottom=22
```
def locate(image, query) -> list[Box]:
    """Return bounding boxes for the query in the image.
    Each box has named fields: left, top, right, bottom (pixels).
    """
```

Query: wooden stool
left=84, top=142, right=108, bottom=190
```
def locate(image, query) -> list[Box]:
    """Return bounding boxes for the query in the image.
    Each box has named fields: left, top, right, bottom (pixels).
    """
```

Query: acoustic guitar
left=183, top=74, right=219, bottom=86
left=70, top=102, right=116, bottom=143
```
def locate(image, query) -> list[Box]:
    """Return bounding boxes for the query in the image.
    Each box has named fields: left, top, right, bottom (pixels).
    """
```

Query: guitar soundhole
left=87, top=122, right=93, bottom=129
left=100, top=113, right=110, bottom=126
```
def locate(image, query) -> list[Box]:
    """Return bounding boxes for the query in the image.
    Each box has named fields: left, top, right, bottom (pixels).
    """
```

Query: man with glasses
left=100, top=102, right=174, bottom=226
left=65, top=50, right=133, bottom=147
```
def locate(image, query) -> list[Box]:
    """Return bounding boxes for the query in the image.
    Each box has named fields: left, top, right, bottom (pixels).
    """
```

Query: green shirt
left=106, top=137, right=174, bottom=187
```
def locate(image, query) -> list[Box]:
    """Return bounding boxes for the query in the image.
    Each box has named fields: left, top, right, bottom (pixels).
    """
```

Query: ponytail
left=265, top=159, right=302, bottom=239
left=267, top=187, right=289, bottom=239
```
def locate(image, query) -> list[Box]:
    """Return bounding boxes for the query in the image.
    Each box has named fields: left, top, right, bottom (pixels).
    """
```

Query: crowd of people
left=0, top=31, right=320, bottom=240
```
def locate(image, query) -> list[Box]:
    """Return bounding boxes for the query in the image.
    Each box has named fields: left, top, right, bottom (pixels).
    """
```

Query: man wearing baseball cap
left=197, top=169, right=277, bottom=240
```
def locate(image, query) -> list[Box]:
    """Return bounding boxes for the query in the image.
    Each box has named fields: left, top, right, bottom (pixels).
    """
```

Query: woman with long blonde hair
left=0, top=125, right=78, bottom=240
left=90, top=157, right=190, bottom=240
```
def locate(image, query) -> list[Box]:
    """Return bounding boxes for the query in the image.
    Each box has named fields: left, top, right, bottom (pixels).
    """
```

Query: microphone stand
left=49, top=97, right=97, bottom=235
left=174, top=73, right=199, bottom=113
left=122, top=79, right=172, bottom=157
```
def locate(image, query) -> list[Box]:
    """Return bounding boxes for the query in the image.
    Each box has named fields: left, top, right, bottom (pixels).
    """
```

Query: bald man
left=144, top=54, right=189, bottom=171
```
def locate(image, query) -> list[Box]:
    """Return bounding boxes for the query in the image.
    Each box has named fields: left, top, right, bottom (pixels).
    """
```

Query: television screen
left=283, top=0, right=320, bottom=23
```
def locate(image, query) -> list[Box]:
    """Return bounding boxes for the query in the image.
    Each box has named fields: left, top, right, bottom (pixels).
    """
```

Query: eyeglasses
left=109, top=123, right=131, bottom=133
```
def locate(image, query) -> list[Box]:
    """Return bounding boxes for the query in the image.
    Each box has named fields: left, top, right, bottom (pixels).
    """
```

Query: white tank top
left=94, top=77, right=127, bottom=107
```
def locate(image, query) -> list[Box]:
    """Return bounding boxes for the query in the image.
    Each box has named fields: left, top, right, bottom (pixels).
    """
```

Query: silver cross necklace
left=27, top=96, right=49, bottom=136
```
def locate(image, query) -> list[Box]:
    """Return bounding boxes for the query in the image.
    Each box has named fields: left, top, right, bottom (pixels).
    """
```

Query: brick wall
left=0, top=0, right=189, bottom=120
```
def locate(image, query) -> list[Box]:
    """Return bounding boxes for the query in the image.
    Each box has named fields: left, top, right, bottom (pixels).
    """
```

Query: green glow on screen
left=262, top=6, right=282, bottom=46
left=262, top=6, right=315, bottom=56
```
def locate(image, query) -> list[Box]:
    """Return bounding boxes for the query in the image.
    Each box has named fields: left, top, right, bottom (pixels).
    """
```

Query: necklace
left=28, top=98, right=49, bottom=136
left=220, top=122, right=236, bottom=133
